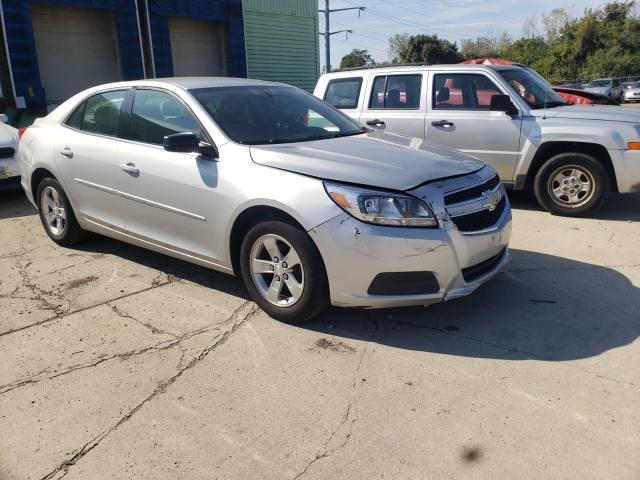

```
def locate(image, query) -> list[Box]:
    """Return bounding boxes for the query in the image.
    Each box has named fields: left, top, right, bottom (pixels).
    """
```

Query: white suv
left=314, top=64, right=640, bottom=216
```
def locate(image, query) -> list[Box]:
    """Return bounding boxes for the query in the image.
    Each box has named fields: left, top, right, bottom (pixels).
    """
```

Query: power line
left=319, top=0, right=366, bottom=72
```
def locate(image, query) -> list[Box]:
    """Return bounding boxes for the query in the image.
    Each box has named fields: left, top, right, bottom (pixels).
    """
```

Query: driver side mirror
left=163, top=132, right=219, bottom=159
left=490, top=95, right=518, bottom=116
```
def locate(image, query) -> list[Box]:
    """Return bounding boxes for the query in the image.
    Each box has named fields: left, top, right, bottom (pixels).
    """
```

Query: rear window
left=368, top=74, right=422, bottom=109
left=324, top=77, right=362, bottom=109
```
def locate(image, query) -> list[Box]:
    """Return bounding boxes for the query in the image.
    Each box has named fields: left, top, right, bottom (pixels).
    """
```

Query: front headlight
left=324, top=182, right=438, bottom=227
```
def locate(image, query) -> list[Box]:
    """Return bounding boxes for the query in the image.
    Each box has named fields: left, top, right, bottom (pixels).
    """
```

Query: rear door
left=53, top=89, right=129, bottom=229
left=425, top=71, right=522, bottom=181
left=359, top=73, right=425, bottom=138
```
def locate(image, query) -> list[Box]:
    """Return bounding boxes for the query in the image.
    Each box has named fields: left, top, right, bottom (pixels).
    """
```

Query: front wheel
left=533, top=152, right=610, bottom=217
left=239, top=219, right=329, bottom=323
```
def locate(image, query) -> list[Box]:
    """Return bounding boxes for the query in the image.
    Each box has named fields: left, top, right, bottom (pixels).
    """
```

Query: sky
left=318, top=0, right=617, bottom=71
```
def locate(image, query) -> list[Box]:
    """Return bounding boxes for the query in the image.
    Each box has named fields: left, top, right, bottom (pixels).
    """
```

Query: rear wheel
left=37, top=178, right=87, bottom=246
left=239, top=219, right=329, bottom=323
left=533, top=152, right=609, bottom=217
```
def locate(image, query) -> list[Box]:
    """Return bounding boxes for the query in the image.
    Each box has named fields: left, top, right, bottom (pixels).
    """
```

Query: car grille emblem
left=482, top=189, right=498, bottom=211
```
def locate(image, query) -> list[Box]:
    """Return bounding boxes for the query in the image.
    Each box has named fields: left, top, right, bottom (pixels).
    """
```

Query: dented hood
left=249, top=132, right=485, bottom=191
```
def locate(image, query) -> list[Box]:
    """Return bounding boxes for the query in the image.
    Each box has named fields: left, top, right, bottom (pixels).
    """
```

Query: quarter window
left=130, top=89, right=202, bottom=146
left=368, top=74, right=422, bottom=109
left=433, top=74, right=502, bottom=110
left=324, top=77, right=362, bottom=109
left=65, top=90, right=126, bottom=136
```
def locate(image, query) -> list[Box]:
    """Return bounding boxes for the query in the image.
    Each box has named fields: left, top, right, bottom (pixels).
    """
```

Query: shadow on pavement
left=507, top=189, right=640, bottom=222
left=0, top=183, right=36, bottom=220
left=301, top=248, right=639, bottom=361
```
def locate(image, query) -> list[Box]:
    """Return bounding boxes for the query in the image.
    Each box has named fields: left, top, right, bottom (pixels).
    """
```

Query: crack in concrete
left=39, top=301, right=258, bottom=480
left=108, top=303, right=179, bottom=338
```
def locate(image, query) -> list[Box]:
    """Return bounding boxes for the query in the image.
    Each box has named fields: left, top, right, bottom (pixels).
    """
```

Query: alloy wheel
left=41, top=186, right=67, bottom=236
left=249, top=234, right=305, bottom=307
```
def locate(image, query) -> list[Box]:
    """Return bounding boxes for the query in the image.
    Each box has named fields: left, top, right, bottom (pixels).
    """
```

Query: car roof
left=81, top=77, right=284, bottom=92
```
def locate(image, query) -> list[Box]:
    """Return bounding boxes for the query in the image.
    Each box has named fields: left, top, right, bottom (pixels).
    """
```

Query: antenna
left=543, top=90, right=548, bottom=119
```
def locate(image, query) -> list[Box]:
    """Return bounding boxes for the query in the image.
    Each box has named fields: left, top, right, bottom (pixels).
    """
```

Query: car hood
left=249, top=132, right=486, bottom=191
left=584, top=87, right=610, bottom=94
left=530, top=104, right=640, bottom=122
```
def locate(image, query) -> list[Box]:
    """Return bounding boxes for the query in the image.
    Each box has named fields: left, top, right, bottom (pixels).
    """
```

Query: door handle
left=431, top=120, right=454, bottom=128
left=119, top=162, right=139, bottom=177
left=366, top=119, right=386, bottom=127
left=60, top=147, right=73, bottom=158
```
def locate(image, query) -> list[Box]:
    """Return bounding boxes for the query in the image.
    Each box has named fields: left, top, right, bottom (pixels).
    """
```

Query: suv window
left=433, top=74, right=502, bottom=110
left=369, top=74, right=422, bottom=109
left=131, top=89, right=202, bottom=145
left=66, top=90, right=126, bottom=136
left=613, top=79, right=620, bottom=87
left=324, top=77, right=362, bottom=109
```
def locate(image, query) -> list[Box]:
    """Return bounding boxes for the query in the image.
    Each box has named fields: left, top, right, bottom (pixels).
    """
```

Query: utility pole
left=319, top=0, right=365, bottom=72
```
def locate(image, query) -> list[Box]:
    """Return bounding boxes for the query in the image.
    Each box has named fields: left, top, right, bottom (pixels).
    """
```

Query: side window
left=368, top=74, right=422, bottom=109
left=613, top=79, right=620, bottom=87
left=65, top=90, right=126, bottom=136
left=131, top=89, right=201, bottom=146
left=324, top=77, right=362, bottom=109
left=433, top=74, right=502, bottom=110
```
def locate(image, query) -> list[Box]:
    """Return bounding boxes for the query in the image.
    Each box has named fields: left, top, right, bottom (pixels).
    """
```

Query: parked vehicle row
left=18, top=78, right=512, bottom=322
left=0, top=115, right=19, bottom=185
left=315, top=63, right=640, bottom=216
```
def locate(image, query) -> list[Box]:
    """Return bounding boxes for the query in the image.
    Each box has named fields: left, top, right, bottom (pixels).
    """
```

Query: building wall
left=243, top=0, right=319, bottom=92
left=1, top=0, right=144, bottom=107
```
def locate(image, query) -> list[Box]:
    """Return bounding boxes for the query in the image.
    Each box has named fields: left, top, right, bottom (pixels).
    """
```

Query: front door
left=115, top=88, right=223, bottom=263
left=359, top=73, right=425, bottom=139
left=425, top=72, right=522, bottom=181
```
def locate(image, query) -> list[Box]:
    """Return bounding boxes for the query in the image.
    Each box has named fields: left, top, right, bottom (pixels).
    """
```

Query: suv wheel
left=37, top=178, right=87, bottom=246
left=239, top=219, right=329, bottom=323
left=534, top=152, right=609, bottom=216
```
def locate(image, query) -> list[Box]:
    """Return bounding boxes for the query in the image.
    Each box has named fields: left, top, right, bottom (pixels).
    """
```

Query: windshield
left=588, top=80, right=612, bottom=88
left=499, top=69, right=567, bottom=109
left=190, top=85, right=365, bottom=145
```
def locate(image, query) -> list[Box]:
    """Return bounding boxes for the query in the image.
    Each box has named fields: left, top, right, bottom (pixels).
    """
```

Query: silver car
left=584, top=78, right=623, bottom=100
left=18, top=78, right=511, bottom=322
left=623, top=82, right=640, bottom=103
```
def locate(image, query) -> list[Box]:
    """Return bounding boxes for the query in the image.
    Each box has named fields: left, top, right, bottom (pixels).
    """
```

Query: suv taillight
left=18, top=127, right=27, bottom=140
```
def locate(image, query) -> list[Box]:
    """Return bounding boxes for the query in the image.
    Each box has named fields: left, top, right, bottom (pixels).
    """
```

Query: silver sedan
left=18, top=78, right=511, bottom=322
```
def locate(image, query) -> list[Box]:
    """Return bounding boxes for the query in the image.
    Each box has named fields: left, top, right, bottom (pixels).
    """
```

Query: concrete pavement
left=1, top=185, right=639, bottom=479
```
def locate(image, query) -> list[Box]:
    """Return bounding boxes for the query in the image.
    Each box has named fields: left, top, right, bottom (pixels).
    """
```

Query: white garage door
left=31, top=5, right=122, bottom=103
left=169, top=17, right=227, bottom=77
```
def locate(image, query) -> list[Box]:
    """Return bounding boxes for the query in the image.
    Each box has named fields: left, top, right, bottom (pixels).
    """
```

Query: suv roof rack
left=331, top=62, right=429, bottom=73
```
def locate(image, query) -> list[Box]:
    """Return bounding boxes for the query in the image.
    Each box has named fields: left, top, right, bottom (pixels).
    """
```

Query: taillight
left=18, top=127, right=27, bottom=140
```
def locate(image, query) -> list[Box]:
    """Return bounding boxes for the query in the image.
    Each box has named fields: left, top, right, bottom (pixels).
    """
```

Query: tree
left=460, top=32, right=511, bottom=59
left=388, top=33, right=410, bottom=63
left=339, top=49, right=374, bottom=69
left=392, top=34, right=461, bottom=64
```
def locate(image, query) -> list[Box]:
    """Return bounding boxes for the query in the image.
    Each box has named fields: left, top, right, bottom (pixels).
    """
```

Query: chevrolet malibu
left=18, top=78, right=511, bottom=322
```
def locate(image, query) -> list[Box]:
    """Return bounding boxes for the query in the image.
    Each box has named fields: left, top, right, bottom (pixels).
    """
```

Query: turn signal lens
left=628, top=142, right=640, bottom=150
left=18, top=127, right=27, bottom=140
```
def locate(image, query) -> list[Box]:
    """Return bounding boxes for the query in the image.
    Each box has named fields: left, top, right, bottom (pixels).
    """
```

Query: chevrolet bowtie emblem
left=482, top=189, right=498, bottom=211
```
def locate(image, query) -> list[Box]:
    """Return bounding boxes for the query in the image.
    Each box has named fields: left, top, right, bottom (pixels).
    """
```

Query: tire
left=533, top=152, right=610, bottom=217
left=36, top=177, right=88, bottom=246
left=239, top=219, right=329, bottom=323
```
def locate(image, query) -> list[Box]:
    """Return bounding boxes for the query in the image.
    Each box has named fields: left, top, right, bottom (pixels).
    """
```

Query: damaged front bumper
left=308, top=200, right=512, bottom=309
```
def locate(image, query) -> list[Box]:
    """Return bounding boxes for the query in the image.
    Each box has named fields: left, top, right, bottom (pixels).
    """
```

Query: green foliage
left=392, top=34, right=461, bottom=64
left=340, top=49, right=375, bottom=69
left=389, top=1, right=640, bottom=83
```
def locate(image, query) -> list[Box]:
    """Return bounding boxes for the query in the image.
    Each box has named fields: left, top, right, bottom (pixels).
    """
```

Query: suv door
left=425, top=72, right=522, bottom=181
left=359, top=73, right=425, bottom=138
left=54, top=89, right=129, bottom=229
left=116, top=88, right=223, bottom=263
